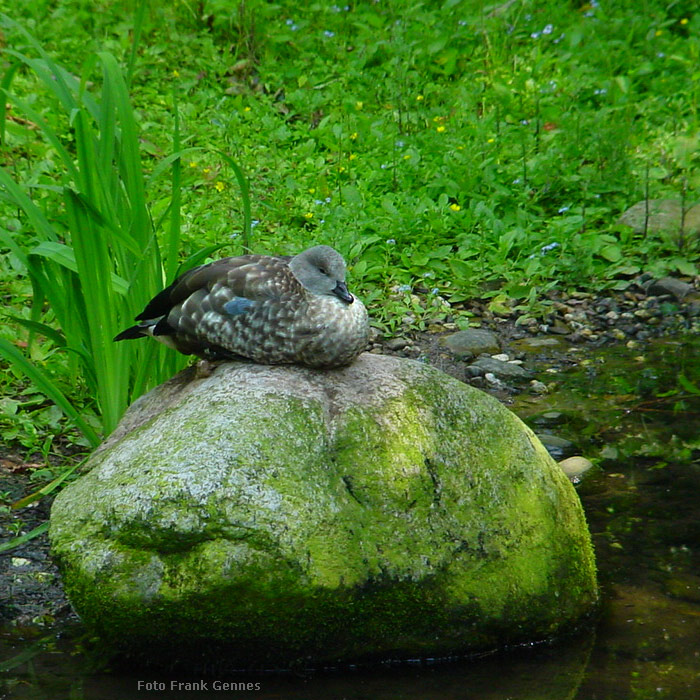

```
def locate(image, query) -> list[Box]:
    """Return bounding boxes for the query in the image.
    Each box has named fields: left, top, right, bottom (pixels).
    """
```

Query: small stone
left=558, top=456, right=594, bottom=481
left=646, top=277, right=692, bottom=300
left=549, top=319, right=572, bottom=335
left=11, top=557, right=31, bottom=568
left=491, top=353, right=510, bottom=362
left=537, top=434, right=577, bottom=460
left=529, top=380, right=548, bottom=394
left=618, top=199, right=700, bottom=236
left=610, top=328, right=626, bottom=340
left=440, top=329, right=501, bottom=358
left=386, top=337, right=410, bottom=351
left=509, top=336, right=564, bottom=352
left=470, top=356, right=533, bottom=381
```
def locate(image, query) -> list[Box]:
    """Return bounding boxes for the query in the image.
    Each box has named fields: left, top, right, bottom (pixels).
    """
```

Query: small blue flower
left=543, top=24, right=553, bottom=34
left=430, top=287, right=440, bottom=295
left=594, top=88, right=607, bottom=95
left=386, top=238, right=396, bottom=245
left=422, top=271, right=435, bottom=278
left=513, top=178, right=522, bottom=185
left=657, top=52, right=665, bottom=58
left=251, top=219, right=260, bottom=228
left=458, top=20, right=467, bottom=26
left=558, top=206, right=570, bottom=214
left=325, top=196, right=331, bottom=203
left=540, top=242, right=560, bottom=253
left=314, top=199, right=324, bottom=205
left=324, top=30, right=335, bottom=38
left=521, top=119, right=529, bottom=125
left=398, top=284, right=411, bottom=292
left=531, top=31, right=541, bottom=39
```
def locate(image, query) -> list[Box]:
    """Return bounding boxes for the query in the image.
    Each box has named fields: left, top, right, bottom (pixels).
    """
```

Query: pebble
left=537, top=433, right=577, bottom=460
left=558, top=456, right=594, bottom=481
left=385, top=337, right=410, bottom=351
left=470, top=356, right=533, bottom=381
left=647, top=276, right=693, bottom=301
left=440, top=328, right=501, bottom=357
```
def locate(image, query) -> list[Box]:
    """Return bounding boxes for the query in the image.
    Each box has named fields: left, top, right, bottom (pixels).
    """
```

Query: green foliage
left=0, top=14, right=249, bottom=445
left=0, top=0, right=698, bottom=453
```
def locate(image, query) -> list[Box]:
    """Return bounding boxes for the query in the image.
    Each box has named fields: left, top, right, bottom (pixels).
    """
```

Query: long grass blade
left=0, top=523, right=49, bottom=555
left=0, top=338, right=100, bottom=447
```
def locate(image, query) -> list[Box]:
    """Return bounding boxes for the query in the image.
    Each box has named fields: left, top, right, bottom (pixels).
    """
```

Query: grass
left=0, top=0, right=699, bottom=460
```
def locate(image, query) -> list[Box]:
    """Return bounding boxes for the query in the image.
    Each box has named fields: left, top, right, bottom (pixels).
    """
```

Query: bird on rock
left=114, top=245, right=369, bottom=368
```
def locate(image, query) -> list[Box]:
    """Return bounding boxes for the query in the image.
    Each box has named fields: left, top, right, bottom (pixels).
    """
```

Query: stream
left=2, top=335, right=699, bottom=699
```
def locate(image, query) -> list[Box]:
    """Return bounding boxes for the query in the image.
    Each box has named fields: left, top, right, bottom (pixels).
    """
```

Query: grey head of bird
left=289, top=245, right=354, bottom=304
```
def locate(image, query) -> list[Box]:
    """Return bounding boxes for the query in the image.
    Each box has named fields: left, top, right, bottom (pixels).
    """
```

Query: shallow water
left=2, top=336, right=699, bottom=699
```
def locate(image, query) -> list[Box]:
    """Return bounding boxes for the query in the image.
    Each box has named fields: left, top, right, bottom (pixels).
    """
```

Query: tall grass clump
left=0, top=15, right=249, bottom=445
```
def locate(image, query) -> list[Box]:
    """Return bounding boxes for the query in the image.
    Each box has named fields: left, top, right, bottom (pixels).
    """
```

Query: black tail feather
left=114, top=325, right=148, bottom=342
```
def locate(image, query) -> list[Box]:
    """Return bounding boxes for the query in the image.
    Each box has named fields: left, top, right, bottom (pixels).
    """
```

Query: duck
left=114, top=245, right=369, bottom=368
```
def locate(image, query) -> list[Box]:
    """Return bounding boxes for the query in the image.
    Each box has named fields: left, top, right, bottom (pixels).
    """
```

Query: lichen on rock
left=49, top=354, right=598, bottom=668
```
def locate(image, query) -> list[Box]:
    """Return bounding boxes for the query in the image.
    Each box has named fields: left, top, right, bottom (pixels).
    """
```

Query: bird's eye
left=318, top=267, right=328, bottom=275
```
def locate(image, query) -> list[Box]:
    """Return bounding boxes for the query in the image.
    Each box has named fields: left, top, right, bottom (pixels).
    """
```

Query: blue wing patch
left=223, top=297, right=255, bottom=316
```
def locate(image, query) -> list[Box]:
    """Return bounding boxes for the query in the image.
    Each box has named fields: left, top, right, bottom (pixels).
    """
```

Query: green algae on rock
left=49, top=354, right=597, bottom=668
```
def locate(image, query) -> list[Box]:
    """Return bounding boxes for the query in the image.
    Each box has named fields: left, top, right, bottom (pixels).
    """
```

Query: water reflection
left=2, top=337, right=699, bottom=699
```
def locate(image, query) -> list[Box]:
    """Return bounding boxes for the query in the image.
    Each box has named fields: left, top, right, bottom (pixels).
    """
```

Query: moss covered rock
left=49, top=354, right=597, bottom=668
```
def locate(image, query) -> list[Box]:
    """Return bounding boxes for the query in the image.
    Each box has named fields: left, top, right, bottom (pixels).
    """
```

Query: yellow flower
left=403, top=154, right=411, bottom=160
left=433, top=115, right=445, bottom=123
left=304, top=212, right=314, bottom=219
left=355, top=101, right=363, bottom=110
left=244, top=106, right=251, bottom=112
left=308, top=188, right=316, bottom=194
left=172, top=69, right=180, bottom=78
left=203, top=167, right=211, bottom=174
left=350, top=132, right=358, bottom=141
left=416, top=94, right=424, bottom=101
left=487, top=137, right=495, bottom=143
left=348, top=153, right=357, bottom=160
left=338, top=165, right=346, bottom=172
left=680, top=18, right=688, bottom=25
left=655, top=29, right=662, bottom=36
left=215, top=181, right=225, bottom=192
left=188, top=161, right=198, bottom=168
left=436, top=125, right=446, bottom=133
left=449, top=203, right=461, bottom=212
left=456, top=146, right=465, bottom=150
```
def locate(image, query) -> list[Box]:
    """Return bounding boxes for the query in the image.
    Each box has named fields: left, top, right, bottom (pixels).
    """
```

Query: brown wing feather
left=135, top=255, right=299, bottom=321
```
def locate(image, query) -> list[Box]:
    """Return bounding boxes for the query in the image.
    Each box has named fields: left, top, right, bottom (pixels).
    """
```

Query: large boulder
left=49, top=354, right=597, bottom=668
